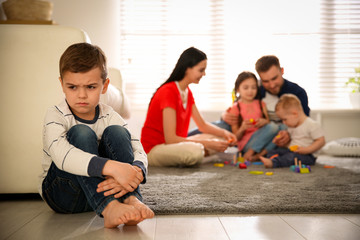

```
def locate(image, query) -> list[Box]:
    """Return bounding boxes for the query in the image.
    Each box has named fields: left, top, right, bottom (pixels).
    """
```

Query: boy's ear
left=59, top=77, right=65, bottom=92
left=101, top=78, right=110, bottom=94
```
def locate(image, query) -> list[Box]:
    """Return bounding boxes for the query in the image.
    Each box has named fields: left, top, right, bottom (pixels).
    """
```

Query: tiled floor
left=0, top=200, right=359, bottom=240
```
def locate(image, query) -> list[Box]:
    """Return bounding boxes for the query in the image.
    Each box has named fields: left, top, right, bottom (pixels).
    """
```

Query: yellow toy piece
left=265, top=172, right=273, bottom=176
left=231, top=89, right=236, bottom=103
left=237, top=156, right=245, bottom=163
left=289, top=145, right=299, bottom=151
left=249, top=171, right=264, bottom=175
left=300, top=168, right=309, bottom=174
left=214, top=163, right=224, bottom=167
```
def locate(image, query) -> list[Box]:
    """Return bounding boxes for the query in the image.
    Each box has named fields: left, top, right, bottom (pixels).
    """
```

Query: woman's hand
left=222, top=130, right=237, bottom=145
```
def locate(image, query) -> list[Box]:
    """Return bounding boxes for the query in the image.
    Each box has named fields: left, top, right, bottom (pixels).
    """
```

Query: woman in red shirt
left=141, top=47, right=236, bottom=167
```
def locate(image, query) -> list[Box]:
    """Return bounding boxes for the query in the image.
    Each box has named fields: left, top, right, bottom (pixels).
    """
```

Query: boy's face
left=60, top=67, right=109, bottom=120
left=276, top=108, right=299, bottom=128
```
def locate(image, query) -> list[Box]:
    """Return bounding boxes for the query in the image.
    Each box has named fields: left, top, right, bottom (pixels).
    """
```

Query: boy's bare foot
left=243, top=149, right=255, bottom=161
left=102, top=199, right=141, bottom=228
left=259, top=156, right=273, bottom=168
left=123, top=196, right=155, bottom=226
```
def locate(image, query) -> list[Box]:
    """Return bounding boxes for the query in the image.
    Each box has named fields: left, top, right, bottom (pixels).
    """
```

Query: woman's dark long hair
left=233, top=71, right=264, bottom=127
left=149, top=47, right=207, bottom=104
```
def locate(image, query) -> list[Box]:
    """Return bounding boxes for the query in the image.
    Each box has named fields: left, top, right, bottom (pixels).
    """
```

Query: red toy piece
left=239, top=163, right=247, bottom=169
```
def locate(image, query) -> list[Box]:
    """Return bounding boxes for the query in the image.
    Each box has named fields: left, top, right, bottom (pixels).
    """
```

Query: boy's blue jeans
left=266, top=148, right=316, bottom=168
left=42, top=125, right=142, bottom=216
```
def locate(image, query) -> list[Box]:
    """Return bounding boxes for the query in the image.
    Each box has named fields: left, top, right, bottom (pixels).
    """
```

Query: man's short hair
left=255, top=55, right=281, bottom=73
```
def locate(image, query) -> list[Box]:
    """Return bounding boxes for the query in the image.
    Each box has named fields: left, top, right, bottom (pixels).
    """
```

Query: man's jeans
left=42, top=125, right=141, bottom=216
left=188, top=120, right=286, bottom=153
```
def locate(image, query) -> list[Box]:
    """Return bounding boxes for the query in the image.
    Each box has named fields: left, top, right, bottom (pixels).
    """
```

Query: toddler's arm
left=295, top=136, right=325, bottom=155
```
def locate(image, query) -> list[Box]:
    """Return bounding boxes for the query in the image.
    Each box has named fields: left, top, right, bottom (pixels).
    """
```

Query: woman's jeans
left=42, top=125, right=142, bottom=216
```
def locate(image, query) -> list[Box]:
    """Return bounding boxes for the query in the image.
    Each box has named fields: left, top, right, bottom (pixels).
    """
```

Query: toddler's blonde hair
left=275, top=94, right=303, bottom=113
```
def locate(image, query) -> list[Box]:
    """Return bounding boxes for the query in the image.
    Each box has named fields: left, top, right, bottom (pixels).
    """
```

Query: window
left=119, top=0, right=360, bottom=110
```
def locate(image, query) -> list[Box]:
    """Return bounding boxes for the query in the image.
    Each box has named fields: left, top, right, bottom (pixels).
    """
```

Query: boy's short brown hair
left=59, top=43, right=107, bottom=82
left=255, top=55, right=281, bottom=73
left=276, top=94, right=303, bottom=112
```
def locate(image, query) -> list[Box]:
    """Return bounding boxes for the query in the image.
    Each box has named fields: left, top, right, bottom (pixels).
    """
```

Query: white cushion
left=322, top=138, right=360, bottom=157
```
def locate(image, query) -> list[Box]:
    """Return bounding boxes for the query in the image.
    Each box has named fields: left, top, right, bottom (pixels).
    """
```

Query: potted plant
left=346, top=65, right=360, bottom=109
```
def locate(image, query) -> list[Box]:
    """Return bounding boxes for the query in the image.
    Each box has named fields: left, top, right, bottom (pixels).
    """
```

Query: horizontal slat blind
left=318, top=0, right=360, bottom=108
left=119, top=0, right=360, bottom=111
left=119, top=0, right=226, bottom=110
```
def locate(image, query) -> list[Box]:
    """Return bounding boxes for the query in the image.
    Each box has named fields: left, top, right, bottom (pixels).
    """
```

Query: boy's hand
left=97, top=177, right=129, bottom=198
left=133, top=166, right=144, bottom=183
left=102, top=160, right=143, bottom=192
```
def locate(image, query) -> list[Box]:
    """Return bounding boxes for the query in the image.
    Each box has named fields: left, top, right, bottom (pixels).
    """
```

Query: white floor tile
left=6, top=208, right=156, bottom=240
left=219, top=215, right=304, bottom=240
left=0, top=200, right=48, bottom=239
left=154, top=215, right=229, bottom=240
left=280, top=214, right=360, bottom=240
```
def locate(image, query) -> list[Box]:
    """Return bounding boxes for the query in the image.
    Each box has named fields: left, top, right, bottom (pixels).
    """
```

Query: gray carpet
left=141, top=161, right=360, bottom=215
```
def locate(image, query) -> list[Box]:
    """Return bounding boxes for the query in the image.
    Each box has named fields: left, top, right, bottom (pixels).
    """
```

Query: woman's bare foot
left=102, top=199, right=141, bottom=228
left=123, top=196, right=155, bottom=226
left=259, top=156, right=273, bottom=168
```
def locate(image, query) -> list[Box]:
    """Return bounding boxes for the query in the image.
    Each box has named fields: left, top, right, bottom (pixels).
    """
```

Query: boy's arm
left=296, top=136, right=325, bottom=155
left=102, top=160, right=143, bottom=192
left=43, top=106, right=98, bottom=177
left=108, top=109, right=148, bottom=183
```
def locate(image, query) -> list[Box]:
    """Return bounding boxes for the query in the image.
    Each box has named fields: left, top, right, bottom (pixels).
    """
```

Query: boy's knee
left=103, top=125, right=130, bottom=141
left=67, top=125, right=96, bottom=141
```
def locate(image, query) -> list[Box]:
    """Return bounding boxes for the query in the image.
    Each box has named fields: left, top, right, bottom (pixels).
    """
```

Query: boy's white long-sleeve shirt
left=39, top=99, right=148, bottom=196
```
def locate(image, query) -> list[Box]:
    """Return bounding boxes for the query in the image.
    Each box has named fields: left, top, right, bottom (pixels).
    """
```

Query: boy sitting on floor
left=260, top=94, right=325, bottom=168
left=39, top=43, right=154, bottom=228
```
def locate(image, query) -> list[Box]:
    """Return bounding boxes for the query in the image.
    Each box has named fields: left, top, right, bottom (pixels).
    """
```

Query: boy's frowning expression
left=60, top=67, right=109, bottom=120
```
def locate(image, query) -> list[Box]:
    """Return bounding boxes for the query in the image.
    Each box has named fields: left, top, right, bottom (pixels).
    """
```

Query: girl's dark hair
left=149, top=47, right=207, bottom=104
left=233, top=71, right=265, bottom=127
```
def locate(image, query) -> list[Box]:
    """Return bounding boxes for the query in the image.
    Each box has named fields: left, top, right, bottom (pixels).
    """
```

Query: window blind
left=119, top=0, right=360, bottom=110
left=119, top=0, right=226, bottom=110
left=317, top=0, right=360, bottom=108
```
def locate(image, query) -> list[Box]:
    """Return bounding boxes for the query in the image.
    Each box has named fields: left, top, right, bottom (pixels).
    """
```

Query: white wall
left=0, top=0, right=121, bottom=69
